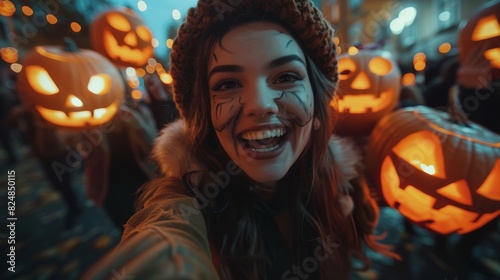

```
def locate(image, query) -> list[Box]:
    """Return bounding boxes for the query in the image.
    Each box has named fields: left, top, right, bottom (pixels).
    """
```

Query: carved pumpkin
left=17, top=39, right=124, bottom=129
left=90, top=7, right=154, bottom=68
left=365, top=106, right=500, bottom=235
left=332, top=50, right=401, bottom=137
left=459, top=1, right=500, bottom=71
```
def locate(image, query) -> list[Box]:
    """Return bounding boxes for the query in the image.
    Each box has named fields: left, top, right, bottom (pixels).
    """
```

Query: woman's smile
left=239, top=125, right=288, bottom=157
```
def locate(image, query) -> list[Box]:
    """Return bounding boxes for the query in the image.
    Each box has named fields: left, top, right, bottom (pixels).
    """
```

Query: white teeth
left=241, top=128, right=285, bottom=140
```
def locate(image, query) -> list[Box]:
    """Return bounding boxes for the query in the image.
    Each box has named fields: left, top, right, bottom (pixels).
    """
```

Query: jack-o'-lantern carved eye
left=392, top=130, right=446, bottom=179
left=338, top=57, right=356, bottom=80
left=369, top=57, right=393, bottom=76
left=472, top=15, right=500, bottom=41
left=25, top=65, right=59, bottom=95
left=136, top=26, right=152, bottom=41
left=476, top=160, right=500, bottom=200
left=88, top=74, right=111, bottom=95
left=107, top=13, right=131, bottom=31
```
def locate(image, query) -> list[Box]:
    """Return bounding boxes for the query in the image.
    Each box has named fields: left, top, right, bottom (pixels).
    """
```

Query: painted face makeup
left=208, top=21, right=314, bottom=184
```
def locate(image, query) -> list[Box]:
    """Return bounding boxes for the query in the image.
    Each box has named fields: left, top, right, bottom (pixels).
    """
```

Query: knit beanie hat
left=170, top=0, right=338, bottom=120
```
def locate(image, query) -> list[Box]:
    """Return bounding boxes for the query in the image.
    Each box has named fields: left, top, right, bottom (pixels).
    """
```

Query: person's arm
left=80, top=178, right=219, bottom=280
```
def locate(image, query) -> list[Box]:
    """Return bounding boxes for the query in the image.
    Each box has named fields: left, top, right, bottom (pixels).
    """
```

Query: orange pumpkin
left=17, top=39, right=124, bottom=129
left=90, top=7, right=154, bottom=68
left=365, top=106, right=500, bottom=235
left=458, top=1, right=500, bottom=71
left=332, top=50, right=401, bottom=137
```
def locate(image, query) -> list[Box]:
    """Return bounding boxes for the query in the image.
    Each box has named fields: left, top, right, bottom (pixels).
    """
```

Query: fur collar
left=152, top=119, right=362, bottom=182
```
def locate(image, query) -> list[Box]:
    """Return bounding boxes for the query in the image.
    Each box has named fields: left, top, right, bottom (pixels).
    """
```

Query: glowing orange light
left=348, top=46, right=359, bottom=55
left=131, top=89, right=143, bottom=100
left=1, top=47, right=18, bottom=63
left=160, top=73, right=173, bottom=84
left=0, top=0, right=16, bottom=17
left=439, top=43, right=452, bottom=54
left=414, top=60, right=426, bottom=71
left=402, top=73, right=416, bottom=86
left=22, top=6, right=33, bottom=16
left=413, top=52, right=426, bottom=62
left=71, top=22, right=82, bottom=32
left=166, top=38, right=174, bottom=49
left=135, top=68, right=146, bottom=77
left=46, top=14, right=58, bottom=24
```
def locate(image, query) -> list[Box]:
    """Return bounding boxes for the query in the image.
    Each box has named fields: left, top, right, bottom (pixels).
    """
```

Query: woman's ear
left=314, top=117, right=321, bottom=130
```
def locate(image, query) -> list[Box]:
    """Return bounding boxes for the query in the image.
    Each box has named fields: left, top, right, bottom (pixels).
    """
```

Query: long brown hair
left=176, top=13, right=393, bottom=280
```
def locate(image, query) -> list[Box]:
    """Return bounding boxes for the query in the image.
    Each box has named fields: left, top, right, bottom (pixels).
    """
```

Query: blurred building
left=320, top=0, right=492, bottom=83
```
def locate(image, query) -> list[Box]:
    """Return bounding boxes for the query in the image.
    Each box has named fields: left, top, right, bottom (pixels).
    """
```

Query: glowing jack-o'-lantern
left=17, top=39, right=125, bottom=129
left=366, top=106, right=500, bottom=235
left=459, top=1, right=500, bottom=72
left=90, top=7, right=154, bottom=68
left=332, top=50, right=401, bottom=137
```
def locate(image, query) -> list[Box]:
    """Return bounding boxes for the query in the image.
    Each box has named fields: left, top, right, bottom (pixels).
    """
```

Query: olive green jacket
left=81, top=119, right=362, bottom=280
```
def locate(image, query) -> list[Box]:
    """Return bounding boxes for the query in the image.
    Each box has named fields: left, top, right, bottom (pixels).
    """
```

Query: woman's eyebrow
left=208, top=55, right=305, bottom=79
left=267, top=54, right=306, bottom=69
left=208, top=65, right=244, bottom=79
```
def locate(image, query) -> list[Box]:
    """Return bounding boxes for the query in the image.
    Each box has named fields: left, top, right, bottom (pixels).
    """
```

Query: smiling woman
left=207, top=22, right=315, bottom=183
left=83, top=1, right=398, bottom=279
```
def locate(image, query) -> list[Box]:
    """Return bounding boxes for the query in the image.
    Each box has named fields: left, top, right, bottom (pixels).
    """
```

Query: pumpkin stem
left=447, top=84, right=470, bottom=126
left=63, top=37, right=79, bottom=52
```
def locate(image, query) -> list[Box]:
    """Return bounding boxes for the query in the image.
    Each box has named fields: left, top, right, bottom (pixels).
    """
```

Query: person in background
left=144, top=72, right=179, bottom=130
left=422, top=56, right=460, bottom=111
left=398, top=85, right=425, bottom=108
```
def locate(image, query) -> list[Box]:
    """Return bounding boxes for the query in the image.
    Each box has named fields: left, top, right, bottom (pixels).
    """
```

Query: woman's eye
left=211, top=80, right=241, bottom=91
left=275, top=72, right=303, bottom=84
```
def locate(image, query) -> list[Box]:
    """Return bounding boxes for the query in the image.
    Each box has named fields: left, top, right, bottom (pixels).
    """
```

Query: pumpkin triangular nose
left=351, top=71, right=371, bottom=90
left=66, top=95, right=83, bottom=107
left=124, top=32, right=137, bottom=46
left=436, top=180, right=473, bottom=206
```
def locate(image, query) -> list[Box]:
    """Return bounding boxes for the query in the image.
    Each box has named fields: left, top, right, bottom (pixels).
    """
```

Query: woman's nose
left=242, top=81, right=279, bottom=117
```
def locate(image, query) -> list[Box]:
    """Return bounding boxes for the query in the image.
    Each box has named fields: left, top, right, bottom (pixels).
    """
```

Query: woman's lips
left=238, top=126, right=288, bottom=160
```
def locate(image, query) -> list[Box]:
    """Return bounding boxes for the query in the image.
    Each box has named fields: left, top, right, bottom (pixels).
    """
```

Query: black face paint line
left=213, top=53, right=218, bottom=62
left=212, top=95, right=242, bottom=132
left=276, top=84, right=314, bottom=127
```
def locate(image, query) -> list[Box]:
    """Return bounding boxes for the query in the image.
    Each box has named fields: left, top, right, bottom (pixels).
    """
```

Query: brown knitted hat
left=170, top=0, right=338, bottom=120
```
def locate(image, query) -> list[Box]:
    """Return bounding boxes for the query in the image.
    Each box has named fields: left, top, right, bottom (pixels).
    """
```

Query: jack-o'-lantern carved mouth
left=337, top=89, right=394, bottom=113
left=35, top=100, right=120, bottom=128
left=103, top=30, right=153, bottom=64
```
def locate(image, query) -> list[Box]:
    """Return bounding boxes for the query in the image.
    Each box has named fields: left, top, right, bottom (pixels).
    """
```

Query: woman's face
left=208, top=21, right=314, bottom=184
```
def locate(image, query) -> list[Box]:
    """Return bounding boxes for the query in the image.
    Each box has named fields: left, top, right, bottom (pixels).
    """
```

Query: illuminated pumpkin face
left=333, top=50, right=401, bottom=136
left=17, top=44, right=124, bottom=129
left=459, top=2, right=500, bottom=70
left=90, top=7, right=154, bottom=68
left=366, top=106, right=500, bottom=235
